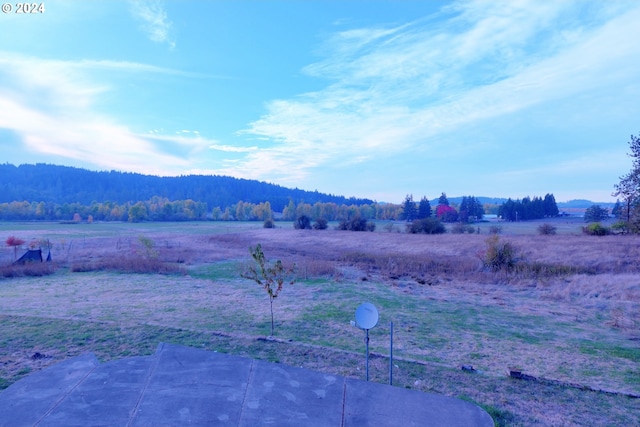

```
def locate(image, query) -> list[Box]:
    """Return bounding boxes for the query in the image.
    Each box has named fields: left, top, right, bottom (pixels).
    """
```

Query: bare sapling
left=242, top=244, right=295, bottom=336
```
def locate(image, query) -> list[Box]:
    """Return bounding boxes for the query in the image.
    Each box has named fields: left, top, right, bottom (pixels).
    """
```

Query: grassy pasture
left=0, top=219, right=639, bottom=426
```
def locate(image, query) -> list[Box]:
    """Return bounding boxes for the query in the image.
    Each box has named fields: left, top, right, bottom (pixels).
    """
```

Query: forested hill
left=0, top=163, right=373, bottom=211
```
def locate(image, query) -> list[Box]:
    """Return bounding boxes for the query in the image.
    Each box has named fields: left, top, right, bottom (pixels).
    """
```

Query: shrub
left=263, top=218, right=275, bottom=228
left=407, top=218, right=446, bottom=234
left=610, top=217, right=640, bottom=234
left=294, top=215, right=312, bottom=230
left=451, top=223, right=476, bottom=234
left=337, top=217, right=375, bottom=232
left=537, top=223, right=557, bottom=235
left=582, top=223, right=611, bottom=236
left=488, top=225, right=502, bottom=234
left=313, top=218, right=328, bottom=230
left=137, top=235, right=158, bottom=259
left=482, top=235, right=517, bottom=272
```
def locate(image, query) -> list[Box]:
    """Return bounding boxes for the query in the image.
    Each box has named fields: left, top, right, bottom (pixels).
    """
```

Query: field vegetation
left=0, top=218, right=639, bottom=426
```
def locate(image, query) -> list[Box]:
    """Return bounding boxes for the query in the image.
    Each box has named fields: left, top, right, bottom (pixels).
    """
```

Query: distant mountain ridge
left=1, top=163, right=613, bottom=211
left=0, top=163, right=373, bottom=212
left=556, top=199, right=615, bottom=209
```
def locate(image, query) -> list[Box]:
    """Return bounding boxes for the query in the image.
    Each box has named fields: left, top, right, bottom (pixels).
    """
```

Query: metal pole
left=365, top=329, right=370, bottom=381
left=389, top=321, right=393, bottom=386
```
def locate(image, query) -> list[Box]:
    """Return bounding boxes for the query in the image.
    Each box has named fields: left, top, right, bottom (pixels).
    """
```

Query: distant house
left=13, top=249, right=51, bottom=265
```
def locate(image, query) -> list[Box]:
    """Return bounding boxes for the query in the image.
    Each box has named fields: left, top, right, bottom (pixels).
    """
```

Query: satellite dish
left=355, top=302, right=379, bottom=330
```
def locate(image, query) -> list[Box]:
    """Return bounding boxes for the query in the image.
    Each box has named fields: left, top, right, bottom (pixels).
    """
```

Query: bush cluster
left=406, top=218, right=446, bottom=234
left=313, top=218, right=328, bottom=230
left=451, top=223, right=477, bottom=234
left=293, top=215, right=312, bottom=230
left=582, top=223, right=611, bottom=236
left=294, top=215, right=329, bottom=230
left=337, top=217, right=375, bottom=232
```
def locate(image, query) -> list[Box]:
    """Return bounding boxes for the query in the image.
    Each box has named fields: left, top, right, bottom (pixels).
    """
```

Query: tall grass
left=0, top=262, right=57, bottom=278
left=341, top=251, right=480, bottom=278
left=71, top=256, right=185, bottom=275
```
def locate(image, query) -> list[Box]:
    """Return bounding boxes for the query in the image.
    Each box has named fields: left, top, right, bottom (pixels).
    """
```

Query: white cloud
left=236, top=0, right=640, bottom=187
left=129, top=0, right=175, bottom=49
left=0, top=52, right=210, bottom=176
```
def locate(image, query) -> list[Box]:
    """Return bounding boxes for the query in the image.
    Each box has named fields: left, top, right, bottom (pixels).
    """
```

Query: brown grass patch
left=70, top=255, right=185, bottom=275
left=0, top=262, right=58, bottom=278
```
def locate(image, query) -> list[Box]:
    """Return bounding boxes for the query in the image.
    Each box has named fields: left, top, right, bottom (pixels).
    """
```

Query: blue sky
left=1, top=1, right=639, bottom=203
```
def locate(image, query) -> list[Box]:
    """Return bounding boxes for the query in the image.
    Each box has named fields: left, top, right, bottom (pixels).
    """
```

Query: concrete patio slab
left=0, top=343, right=494, bottom=427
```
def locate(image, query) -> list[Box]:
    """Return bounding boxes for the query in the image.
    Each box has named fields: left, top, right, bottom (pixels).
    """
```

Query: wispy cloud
left=236, top=0, right=640, bottom=186
left=0, top=52, right=208, bottom=175
left=129, top=0, right=175, bottom=49
left=209, top=144, right=258, bottom=153
left=74, top=59, right=226, bottom=79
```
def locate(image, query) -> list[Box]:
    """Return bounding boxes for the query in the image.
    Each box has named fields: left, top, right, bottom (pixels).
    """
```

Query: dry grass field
left=0, top=219, right=639, bottom=426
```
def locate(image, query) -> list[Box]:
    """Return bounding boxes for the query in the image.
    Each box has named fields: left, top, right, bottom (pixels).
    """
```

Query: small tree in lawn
left=242, top=244, right=295, bottom=336
left=6, top=236, right=25, bottom=261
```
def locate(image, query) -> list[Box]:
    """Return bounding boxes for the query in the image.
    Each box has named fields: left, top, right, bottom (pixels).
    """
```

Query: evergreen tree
left=438, top=192, right=449, bottom=206
left=401, top=194, right=418, bottom=221
left=473, top=197, right=485, bottom=219
left=459, top=196, right=484, bottom=222
left=499, top=195, right=553, bottom=221
left=543, top=193, right=559, bottom=217
left=459, top=196, right=471, bottom=222
left=417, top=196, right=432, bottom=219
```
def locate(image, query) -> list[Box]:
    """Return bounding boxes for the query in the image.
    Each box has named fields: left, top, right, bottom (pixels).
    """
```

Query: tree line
left=400, top=193, right=560, bottom=223
left=0, top=193, right=561, bottom=224
left=0, top=197, right=403, bottom=223
left=400, top=193, right=486, bottom=223
left=0, top=163, right=373, bottom=212
left=497, top=194, right=559, bottom=221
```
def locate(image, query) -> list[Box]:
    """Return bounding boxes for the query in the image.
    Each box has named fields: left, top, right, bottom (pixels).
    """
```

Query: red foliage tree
left=436, top=205, right=458, bottom=222
left=6, top=236, right=26, bottom=261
